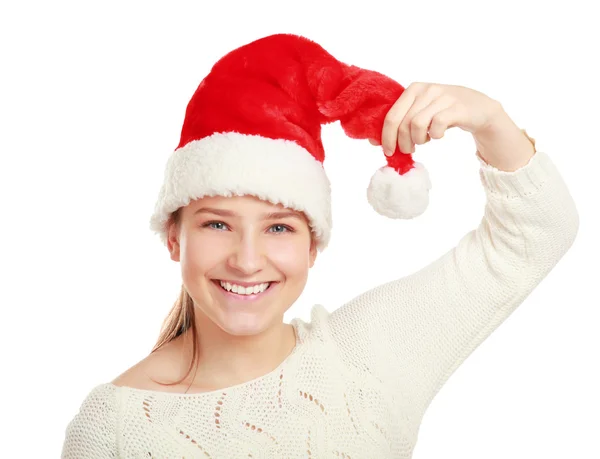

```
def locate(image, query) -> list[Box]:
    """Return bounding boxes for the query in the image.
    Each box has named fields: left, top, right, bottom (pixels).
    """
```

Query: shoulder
left=62, top=383, right=120, bottom=457
left=110, top=357, right=154, bottom=390
left=111, top=338, right=190, bottom=392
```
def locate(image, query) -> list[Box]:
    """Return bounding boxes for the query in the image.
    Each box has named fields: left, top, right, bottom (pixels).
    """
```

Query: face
left=167, top=194, right=317, bottom=337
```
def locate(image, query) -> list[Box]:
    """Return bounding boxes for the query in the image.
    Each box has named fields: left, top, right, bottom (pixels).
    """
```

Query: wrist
left=474, top=109, right=537, bottom=172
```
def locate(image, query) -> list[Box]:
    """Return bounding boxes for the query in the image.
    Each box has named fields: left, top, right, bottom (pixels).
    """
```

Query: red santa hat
left=149, top=33, right=431, bottom=251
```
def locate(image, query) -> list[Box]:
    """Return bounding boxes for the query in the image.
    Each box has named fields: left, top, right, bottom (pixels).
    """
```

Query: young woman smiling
left=62, top=34, right=579, bottom=458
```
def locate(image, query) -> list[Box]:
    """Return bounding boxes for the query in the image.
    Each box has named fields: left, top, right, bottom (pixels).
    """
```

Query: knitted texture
left=62, top=150, right=578, bottom=458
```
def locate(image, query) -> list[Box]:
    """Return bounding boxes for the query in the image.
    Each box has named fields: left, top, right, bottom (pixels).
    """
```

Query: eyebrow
left=193, top=207, right=304, bottom=221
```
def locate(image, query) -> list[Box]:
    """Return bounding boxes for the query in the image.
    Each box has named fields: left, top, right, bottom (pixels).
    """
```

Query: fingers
left=381, top=85, right=420, bottom=155
left=406, top=96, right=455, bottom=151
left=382, top=83, right=455, bottom=155
left=397, top=97, right=435, bottom=153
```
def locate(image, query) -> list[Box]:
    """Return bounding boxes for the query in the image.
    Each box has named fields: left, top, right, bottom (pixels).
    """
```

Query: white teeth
left=219, top=281, right=270, bottom=295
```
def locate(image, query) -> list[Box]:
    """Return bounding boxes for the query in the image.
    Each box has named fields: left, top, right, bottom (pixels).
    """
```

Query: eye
left=269, top=224, right=293, bottom=234
left=202, top=222, right=293, bottom=234
left=203, top=221, right=229, bottom=231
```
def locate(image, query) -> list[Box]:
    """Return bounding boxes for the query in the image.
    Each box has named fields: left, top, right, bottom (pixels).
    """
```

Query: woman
left=61, top=33, right=579, bottom=458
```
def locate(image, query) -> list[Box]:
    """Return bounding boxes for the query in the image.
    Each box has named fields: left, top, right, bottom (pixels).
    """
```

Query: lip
left=212, top=280, right=279, bottom=303
left=216, top=279, right=276, bottom=287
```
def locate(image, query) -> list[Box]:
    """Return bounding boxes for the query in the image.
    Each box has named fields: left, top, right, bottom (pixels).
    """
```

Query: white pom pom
left=366, top=162, right=431, bottom=219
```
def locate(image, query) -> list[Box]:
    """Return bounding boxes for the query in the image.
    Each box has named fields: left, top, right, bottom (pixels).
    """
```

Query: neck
left=177, top=317, right=297, bottom=388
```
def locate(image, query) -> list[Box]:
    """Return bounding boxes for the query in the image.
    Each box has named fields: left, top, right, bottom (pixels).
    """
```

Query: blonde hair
left=149, top=205, right=316, bottom=392
left=149, top=207, right=200, bottom=391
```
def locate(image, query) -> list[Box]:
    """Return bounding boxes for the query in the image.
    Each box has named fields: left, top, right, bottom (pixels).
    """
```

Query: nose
left=226, top=234, right=266, bottom=275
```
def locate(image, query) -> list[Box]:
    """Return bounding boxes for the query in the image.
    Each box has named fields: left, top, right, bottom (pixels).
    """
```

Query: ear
left=308, top=237, right=318, bottom=268
left=167, top=220, right=181, bottom=262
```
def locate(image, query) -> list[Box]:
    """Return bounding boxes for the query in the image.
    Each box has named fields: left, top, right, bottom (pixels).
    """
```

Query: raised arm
left=326, top=91, right=579, bottom=421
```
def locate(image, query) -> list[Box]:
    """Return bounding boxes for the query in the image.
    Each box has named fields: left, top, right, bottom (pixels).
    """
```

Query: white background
left=1, top=1, right=598, bottom=457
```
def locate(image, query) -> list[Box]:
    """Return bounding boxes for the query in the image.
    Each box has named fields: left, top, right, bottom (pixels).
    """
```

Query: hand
left=369, top=82, right=505, bottom=156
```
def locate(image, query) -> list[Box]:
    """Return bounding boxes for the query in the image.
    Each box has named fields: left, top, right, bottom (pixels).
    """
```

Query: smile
left=212, top=280, right=278, bottom=302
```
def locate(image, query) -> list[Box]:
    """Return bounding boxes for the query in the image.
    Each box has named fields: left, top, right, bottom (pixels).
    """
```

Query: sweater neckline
left=104, top=318, right=305, bottom=398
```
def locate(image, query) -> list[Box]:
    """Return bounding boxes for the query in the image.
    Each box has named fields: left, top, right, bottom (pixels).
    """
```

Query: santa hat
left=149, top=33, right=431, bottom=252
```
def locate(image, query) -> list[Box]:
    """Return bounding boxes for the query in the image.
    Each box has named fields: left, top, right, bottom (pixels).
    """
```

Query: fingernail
left=384, top=148, right=393, bottom=156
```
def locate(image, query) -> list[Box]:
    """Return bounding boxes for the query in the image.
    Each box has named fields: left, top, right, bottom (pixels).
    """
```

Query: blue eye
left=269, top=224, right=293, bottom=234
left=202, top=221, right=294, bottom=234
left=205, top=221, right=228, bottom=230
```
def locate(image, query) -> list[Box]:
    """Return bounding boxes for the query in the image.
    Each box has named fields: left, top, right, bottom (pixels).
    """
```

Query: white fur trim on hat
left=149, top=132, right=332, bottom=251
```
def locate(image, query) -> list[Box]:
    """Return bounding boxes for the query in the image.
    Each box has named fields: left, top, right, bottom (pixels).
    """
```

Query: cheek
left=180, top=233, right=227, bottom=276
left=267, top=239, right=310, bottom=277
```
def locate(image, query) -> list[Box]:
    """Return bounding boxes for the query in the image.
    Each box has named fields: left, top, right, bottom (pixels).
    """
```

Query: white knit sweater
left=61, top=150, right=579, bottom=458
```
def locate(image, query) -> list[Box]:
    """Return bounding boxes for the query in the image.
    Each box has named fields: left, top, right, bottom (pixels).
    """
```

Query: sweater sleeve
left=61, top=384, right=119, bottom=458
left=326, top=149, right=579, bottom=419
